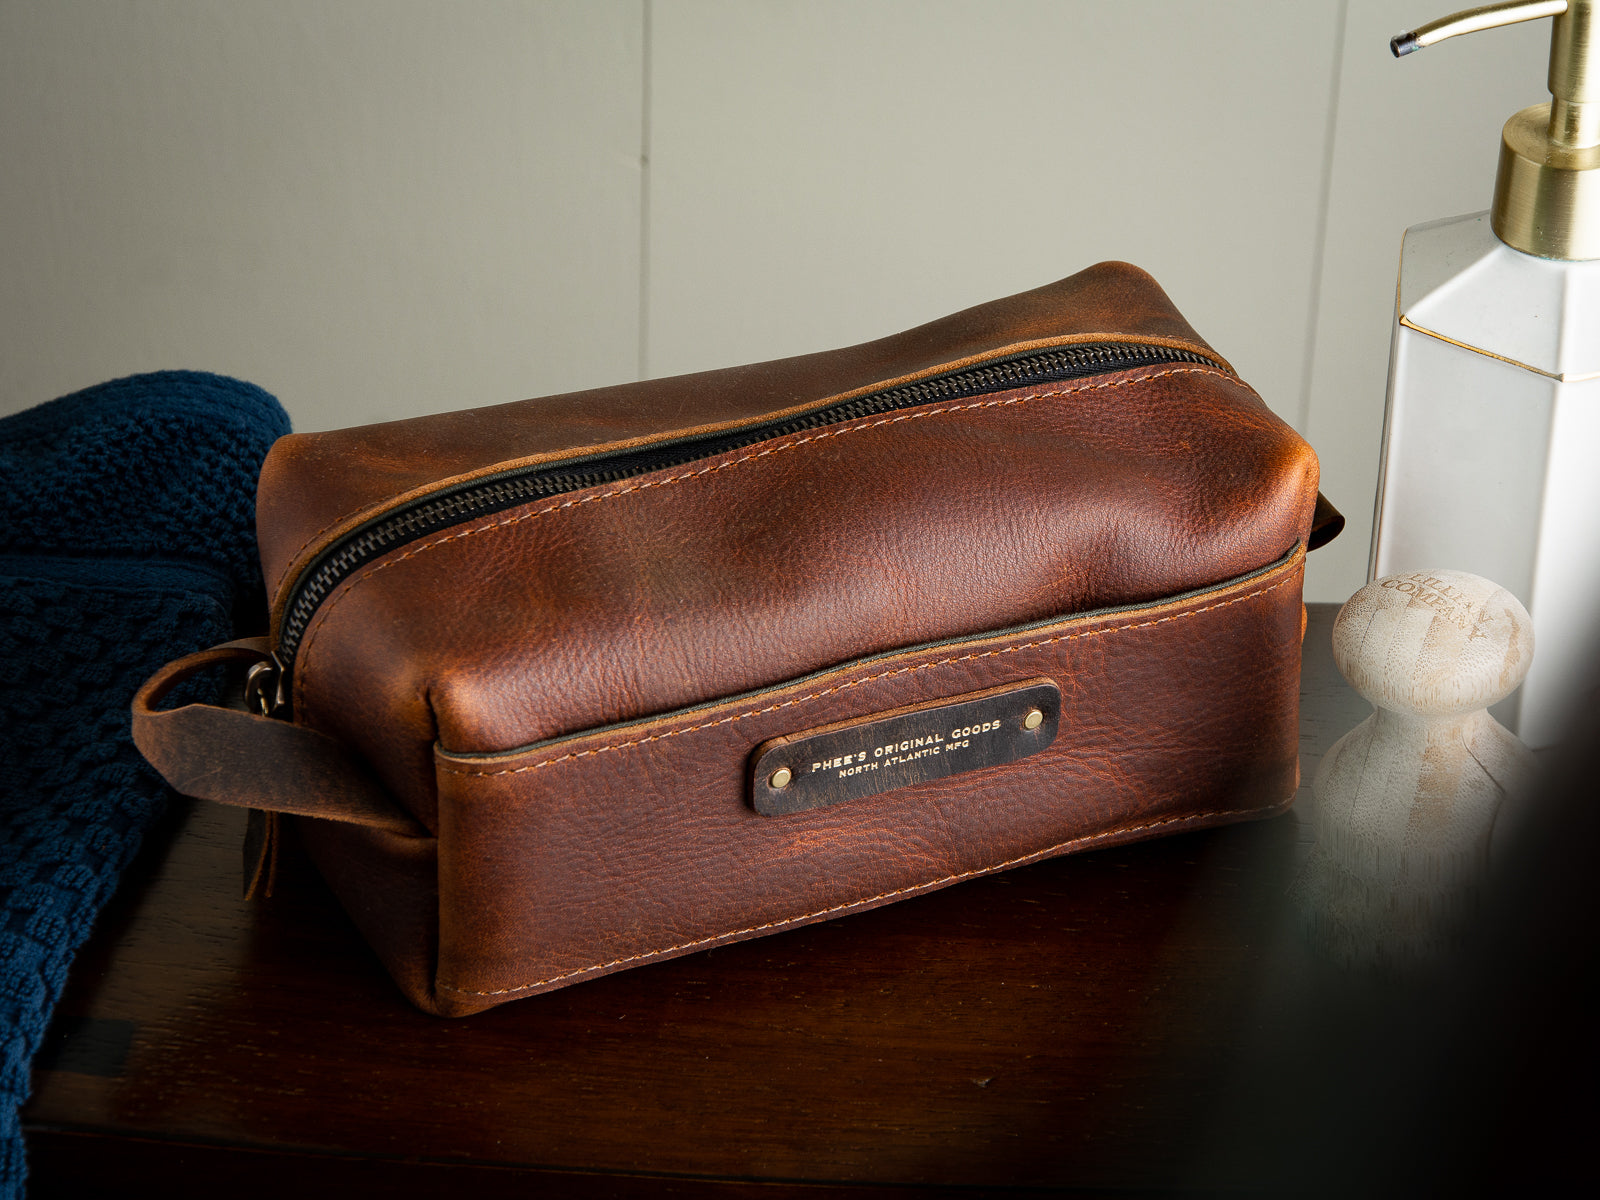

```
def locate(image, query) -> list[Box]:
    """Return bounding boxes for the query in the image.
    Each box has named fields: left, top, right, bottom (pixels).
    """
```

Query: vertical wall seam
left=637, top=0, right=653, bottom=381
left=1298, top=0, right=1351, bottom=437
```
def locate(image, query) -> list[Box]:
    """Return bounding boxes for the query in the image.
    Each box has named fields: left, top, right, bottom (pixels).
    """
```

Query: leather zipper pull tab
left=243, top=808, right=280, bottom=900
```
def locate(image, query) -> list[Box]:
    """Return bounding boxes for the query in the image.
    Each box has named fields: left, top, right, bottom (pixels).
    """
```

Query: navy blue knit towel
left=0, top=372, right=289, bottom=1197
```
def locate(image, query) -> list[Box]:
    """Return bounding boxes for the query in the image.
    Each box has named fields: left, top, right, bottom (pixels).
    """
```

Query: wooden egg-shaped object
left=1331, top=569, right=1533, bottom=718
left=1297, top=570, right=1540, bottom=967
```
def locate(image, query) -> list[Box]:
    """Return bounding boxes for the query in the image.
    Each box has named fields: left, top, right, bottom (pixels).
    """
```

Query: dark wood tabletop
left=22, top=605, right=1382, bottom=1196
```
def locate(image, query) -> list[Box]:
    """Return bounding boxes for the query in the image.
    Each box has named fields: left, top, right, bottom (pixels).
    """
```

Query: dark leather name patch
left=749, top=679, right=1060, bottom=816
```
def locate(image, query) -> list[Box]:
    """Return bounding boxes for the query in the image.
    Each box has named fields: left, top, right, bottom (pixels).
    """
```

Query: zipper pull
left=244, top=652, right=290, bottom=718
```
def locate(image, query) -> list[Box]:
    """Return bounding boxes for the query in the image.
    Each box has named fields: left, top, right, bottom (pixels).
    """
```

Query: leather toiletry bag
left=135, top=262, right=1339, bottom=1016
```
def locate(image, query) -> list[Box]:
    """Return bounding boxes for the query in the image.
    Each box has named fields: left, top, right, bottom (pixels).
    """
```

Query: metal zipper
left=264, top=340, right=1225, bottom=709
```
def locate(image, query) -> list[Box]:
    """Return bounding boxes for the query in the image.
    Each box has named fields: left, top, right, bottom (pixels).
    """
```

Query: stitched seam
left=281, top=508, right=369, bottom=596
left=438, top=568, right=1295, bottom=778
left=436, top=801, right=1286, bottom=997
left=292, top=365, right=1234, bottom=705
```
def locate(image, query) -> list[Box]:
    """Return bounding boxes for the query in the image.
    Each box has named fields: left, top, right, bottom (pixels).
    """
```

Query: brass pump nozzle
left=1393, top=0, right=1600, bottom=258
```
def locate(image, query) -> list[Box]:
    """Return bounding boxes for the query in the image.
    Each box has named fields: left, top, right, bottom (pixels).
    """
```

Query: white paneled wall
left=0, top=2, right=1555, bottom=601
left=648, top=0, right=1338, bottom=417
left=0, top=1, right=644, bottom=427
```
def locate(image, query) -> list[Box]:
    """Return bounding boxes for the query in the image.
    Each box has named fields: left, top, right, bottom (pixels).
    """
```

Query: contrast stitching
left=281, top=508, right=367, bottom=593
left=437, top=569, right=1295, bottom=777
left=292, top=365, right=1233, bottom=706
left=435, top=800, right=1286, bottom=998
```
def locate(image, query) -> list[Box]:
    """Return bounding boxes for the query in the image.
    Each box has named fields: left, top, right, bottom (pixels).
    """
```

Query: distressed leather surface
left=421, top=550, right=1306, bottom=1017
left=258, top=262, right=1226, bottom=609
left=236, top=263, right=1322, bottom=1012
left=287, top=360, right=1316, bottom=829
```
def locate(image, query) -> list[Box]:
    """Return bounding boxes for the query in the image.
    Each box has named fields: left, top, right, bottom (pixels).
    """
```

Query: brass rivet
left=769, top=766, right=793, bottom=789
left=1023, top=709, right=1044, bottom=731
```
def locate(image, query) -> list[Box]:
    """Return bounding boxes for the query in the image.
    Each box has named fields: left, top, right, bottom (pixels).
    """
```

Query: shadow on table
left=1196, top=675, right=1600, bottom=1195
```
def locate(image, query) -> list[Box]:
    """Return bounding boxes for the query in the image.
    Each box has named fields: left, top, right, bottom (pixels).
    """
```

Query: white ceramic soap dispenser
left=1372, top=0, right=1600, bottom=747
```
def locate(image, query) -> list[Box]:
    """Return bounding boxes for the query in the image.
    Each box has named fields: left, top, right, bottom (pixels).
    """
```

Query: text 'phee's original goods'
left=750, top=682, right=1059, bottom=815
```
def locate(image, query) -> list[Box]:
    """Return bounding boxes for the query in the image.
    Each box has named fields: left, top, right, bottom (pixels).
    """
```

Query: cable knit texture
left=0, top=372, right=288, bottom=1197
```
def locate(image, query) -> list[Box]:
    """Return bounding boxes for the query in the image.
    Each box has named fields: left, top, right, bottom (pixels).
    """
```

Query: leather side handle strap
left=132, top=640, right=427, bottom=838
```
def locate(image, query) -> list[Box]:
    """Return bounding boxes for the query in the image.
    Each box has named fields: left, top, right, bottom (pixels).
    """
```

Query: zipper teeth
left=276, top=342, right=1221, bottom=669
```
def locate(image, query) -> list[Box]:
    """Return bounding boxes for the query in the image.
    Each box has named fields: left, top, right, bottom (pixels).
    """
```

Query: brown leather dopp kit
left=134, top=263, right=1342, bottom=1016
